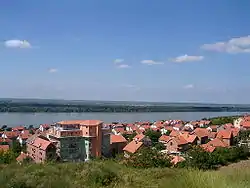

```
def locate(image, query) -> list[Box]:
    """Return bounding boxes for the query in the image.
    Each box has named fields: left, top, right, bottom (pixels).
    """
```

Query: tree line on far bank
left=0, top=102, right=249, bottom=113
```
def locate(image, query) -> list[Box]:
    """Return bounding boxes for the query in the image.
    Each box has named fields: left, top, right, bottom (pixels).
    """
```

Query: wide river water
left=0, top=112, right=248, bottom=127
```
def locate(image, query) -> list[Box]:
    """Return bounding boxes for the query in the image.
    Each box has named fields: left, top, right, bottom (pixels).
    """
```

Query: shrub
left=125, top=147, right=171, bottom=168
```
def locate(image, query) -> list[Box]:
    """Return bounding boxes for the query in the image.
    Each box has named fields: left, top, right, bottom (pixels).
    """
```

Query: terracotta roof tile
left=57, top=120, right=103, bottom=126
left=207, top=138, right=227, bottom=148
left=171, top=155, right=185, bottom=165
left=30, top=137, right=53, bottom=150
left=133, top=134, right=145, bottom=142
left=201, top=144, right=216, bottom=152
left=159, top=135, right=171, bottom=142
left=123, top=140, right=143, bottom=154
left=110, top=134, right=127, bottom=144
left=0, top=145, right=9, bottom=152
left=194, top=128, right=209, bottom=138
left=216, top=130, right=233, bottom=139
left=16, top=152, right=29, bottom=162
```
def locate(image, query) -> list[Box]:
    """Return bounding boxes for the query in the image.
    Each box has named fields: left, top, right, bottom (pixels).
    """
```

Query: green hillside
left=1, top=160, right=250, bottom=188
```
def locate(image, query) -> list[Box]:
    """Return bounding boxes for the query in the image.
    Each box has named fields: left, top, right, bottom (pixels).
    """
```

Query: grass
left=0, top=160, right=250, bottom=188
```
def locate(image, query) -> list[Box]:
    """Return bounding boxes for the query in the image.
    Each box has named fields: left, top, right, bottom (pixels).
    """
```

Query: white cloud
left=117, top=64, right=130, bottom=68
left=123, top=84, right=140, bottom=91
left=48, top=68, right=58, bottom=73
left=184, top=84, right=194, bottom=89
left=171, top=54, right=204, bottom=63
left=201, top=35, right=250, bottom=53
left=114, top=59, right=124, bottom=64
left=141, top=60, right=163, bottom=65
left=4, top=39, right=31, bottom=48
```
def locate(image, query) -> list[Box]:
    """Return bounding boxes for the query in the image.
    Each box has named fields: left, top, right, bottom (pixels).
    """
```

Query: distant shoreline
left=0, top=101, right=249, bottom=113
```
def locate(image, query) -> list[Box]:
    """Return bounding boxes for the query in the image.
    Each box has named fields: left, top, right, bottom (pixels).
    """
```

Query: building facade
left=45, top=120, right=111, bottom=162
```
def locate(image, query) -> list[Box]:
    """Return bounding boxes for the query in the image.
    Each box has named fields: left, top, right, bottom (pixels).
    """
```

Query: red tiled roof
left=32, top=137, right=53, bottom=150
left=241, top=120, right=250, bottom=128
left=133, top=134, right=145, bottom=142
left=123, top=140, right=143, bottom=154
left=207, top=138, right=227, bottom=148
left=171, top=155, right=185, bottom=165
left=194, top=128, right=209, bottom=138
left=16, top=152, right=29, bottom=162
left=216, top=130, right=232, bottom=139
left=175, top=135, right=189, bottom=145
left=12, top=126, right=25, bottom=131
left=3, top=131, right=19, bottom=138
left=0, top=138, right=12, bottom=143
left=201, top=144, right=216, bottom=153
left=159, top=135, right=171, bottom=142
left=57, top=120, right=103, bottom=126
left=19, top=133, right=32, bottom=140
left=114, top=127, right=126, bottom=134
left=110, top=134, right=127, bottom=144
left=181, top=133, right=197, bottom=143
left=0, top=145, right=9, bottom=152
left=169, top=130, right=180, bottom=137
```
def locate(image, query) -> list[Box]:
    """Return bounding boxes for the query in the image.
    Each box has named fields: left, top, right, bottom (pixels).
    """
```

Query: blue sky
left=1, top=0, right=250, bottom=104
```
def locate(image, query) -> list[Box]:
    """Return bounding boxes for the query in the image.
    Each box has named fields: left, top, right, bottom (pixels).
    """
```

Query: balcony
left=48, top=128, right=82, bottom=138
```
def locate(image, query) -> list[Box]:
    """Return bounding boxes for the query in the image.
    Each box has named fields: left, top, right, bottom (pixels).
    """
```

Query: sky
left=1, top=0, right=250, bottom=104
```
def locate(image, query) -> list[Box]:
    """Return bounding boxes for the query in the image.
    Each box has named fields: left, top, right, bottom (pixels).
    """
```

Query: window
left=170, top=142, right=173, bottom=146
left=40, top=152, right=42, bottom=156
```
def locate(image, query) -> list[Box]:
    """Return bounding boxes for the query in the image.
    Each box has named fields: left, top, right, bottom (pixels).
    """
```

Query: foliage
left=154, top=142, right=165, bottom=151
left=209, top=116, right=238, bottom=125
left=181, top=146, right=250, bottom=170
left=122, top=132, right=136, bottom=141
left=0, top=101, right=249, bottom=112
left=1, top=160, right=250, bottom=188
left=144, top=130, right=161, bottom=146
left=125, top=147, right=171, bottom=168
left=12, top=141, right=22, bottom=156
left=0, top=150, right=16, bottom=164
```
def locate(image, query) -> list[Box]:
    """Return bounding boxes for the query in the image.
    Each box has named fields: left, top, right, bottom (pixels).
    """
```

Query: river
left=0, top=112, right=247, bottom=127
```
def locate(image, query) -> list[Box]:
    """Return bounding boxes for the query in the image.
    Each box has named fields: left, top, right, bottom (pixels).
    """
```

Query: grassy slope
left=0, top=160, right=250, bottom=188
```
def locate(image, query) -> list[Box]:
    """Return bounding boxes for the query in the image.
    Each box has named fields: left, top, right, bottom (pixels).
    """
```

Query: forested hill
left=0, top=99, right=249, bottom=112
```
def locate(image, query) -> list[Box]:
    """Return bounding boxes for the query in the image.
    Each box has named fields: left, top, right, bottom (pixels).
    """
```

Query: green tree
left=126, top=147, right=171, bottom=168
left=145, top=130, right=161, bottom=146
left=12, top=140, right=22, bottom=156
left=122, top=132, right=136, bottom=141
left=154, top=142, right=165, bottom=151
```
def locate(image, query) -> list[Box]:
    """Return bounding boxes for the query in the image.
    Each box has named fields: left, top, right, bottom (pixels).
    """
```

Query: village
left=0, top=115, right=250, bottom=166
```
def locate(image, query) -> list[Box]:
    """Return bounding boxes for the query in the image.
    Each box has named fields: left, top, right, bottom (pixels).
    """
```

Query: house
left=216, top=130, right=233, bottom=146
left=112, top=127, right=126, bottom=135
left=183, top=123, right=194, bottom=131
left=171, top=155, right=185, bottom=165
left=2, top=131, right=19, bottom=140
left=0, top=145, right=9, bottom=152
left=0, top=137, right=12, bottom=146
left=180, top=133, right=198, bottom=145
left=16, top=152, right=29, bottom=164
left=110, top=134, right=127, bottom=155
left=26, top=135, right=57, bottom=163
left=205, top=138, right=228, bottom=148
left=39, top=124, right=50, bottom=132
left=193, top=128, right=209, bottom=144
left=123, top=140, right=144, bottom=158
left=201, top=144, right=216, bottom=153
left=12, top=126, right=25, bottom=132
left=17, top=133, right=32, bottom=145
left=133, top=134, right=151, bottom=146
left=173, top=123, right=184, bottom=131
left=164, top=136, right=189, bottom=154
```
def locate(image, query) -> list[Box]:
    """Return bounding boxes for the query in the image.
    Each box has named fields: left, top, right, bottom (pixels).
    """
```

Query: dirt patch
left=219, top=159, right=250, bottom=171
